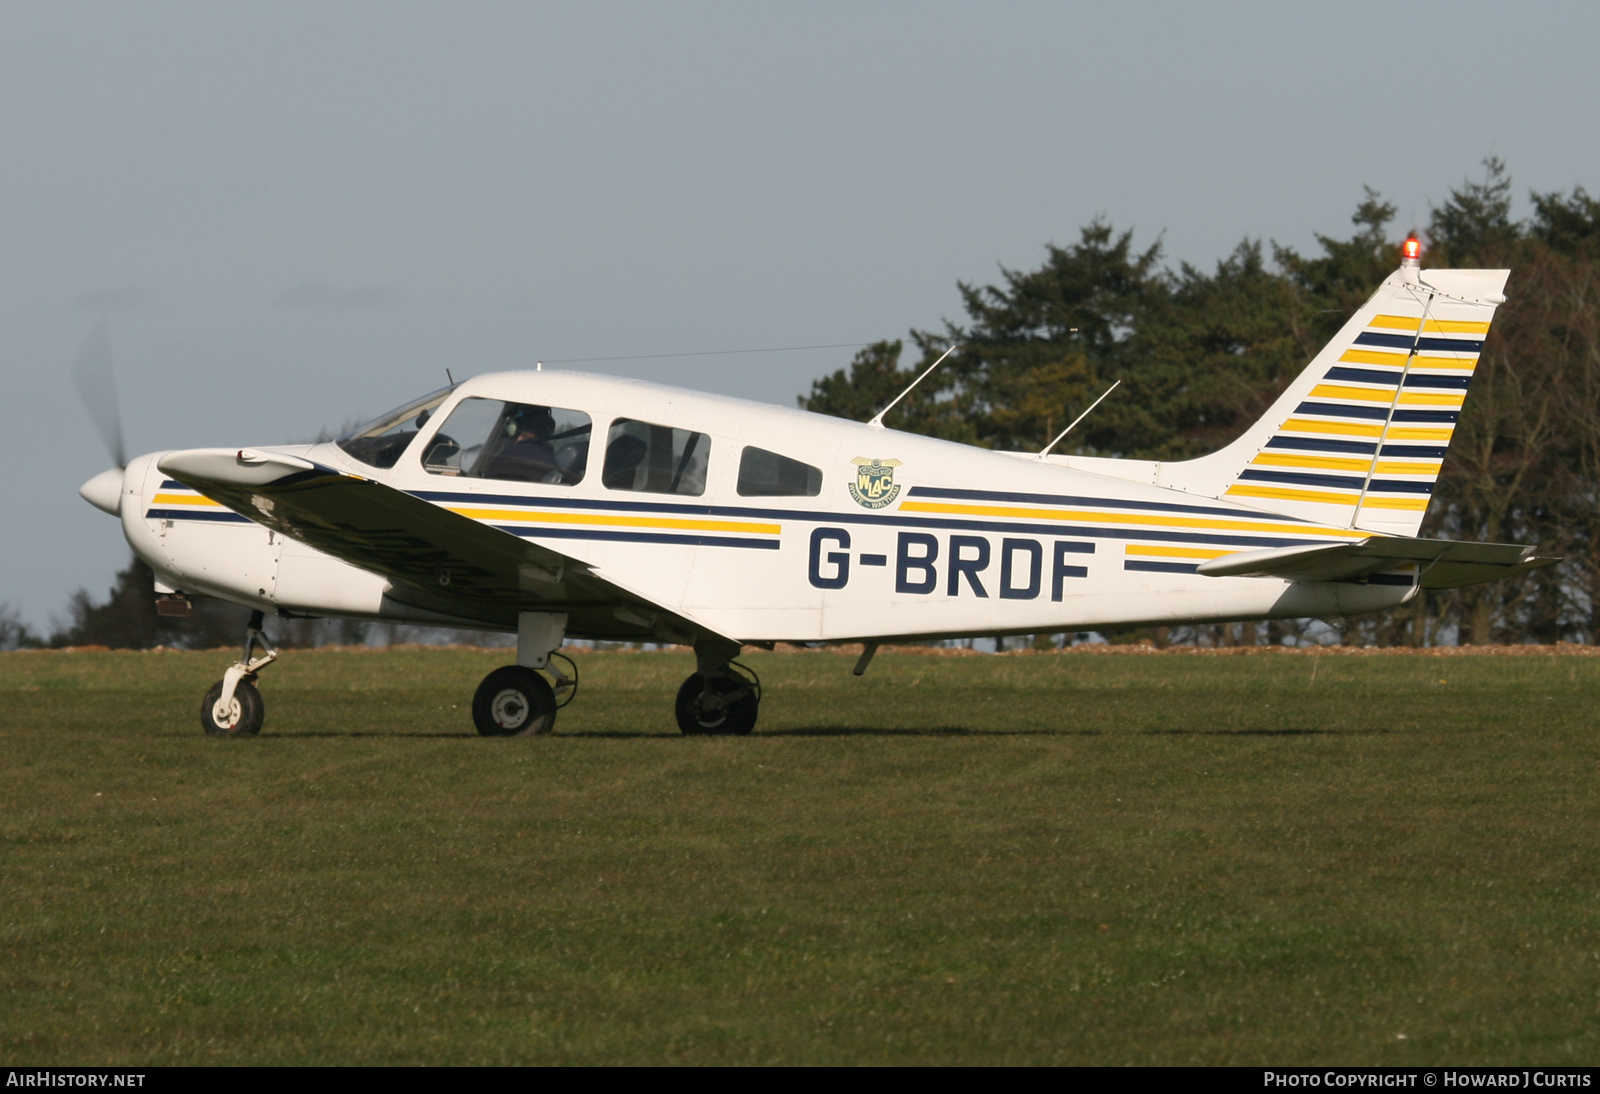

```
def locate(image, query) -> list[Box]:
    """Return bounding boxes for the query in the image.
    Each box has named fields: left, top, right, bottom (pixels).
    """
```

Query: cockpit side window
left=602, top=419, right=710, bottom=496
left=422, top=397, right=591, bottom=485
left=335, top=388, right=454, bottom=470
left=737, top=446, right=822, bottom=497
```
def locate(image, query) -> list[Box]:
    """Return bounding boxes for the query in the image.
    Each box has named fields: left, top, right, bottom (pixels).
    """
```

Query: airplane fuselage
left=117, top=369, right=1411, bottom=644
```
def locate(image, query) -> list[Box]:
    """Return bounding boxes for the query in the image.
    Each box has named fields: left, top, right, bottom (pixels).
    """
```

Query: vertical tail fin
left=1158, top=264, right=1509, bottom=536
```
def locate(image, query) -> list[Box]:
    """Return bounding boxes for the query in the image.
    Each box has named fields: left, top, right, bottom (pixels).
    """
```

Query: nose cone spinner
left=79, top=466, right=125, bottom=516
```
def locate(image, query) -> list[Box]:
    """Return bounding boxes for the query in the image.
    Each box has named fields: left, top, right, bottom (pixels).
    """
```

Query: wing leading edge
left=157, top=448, right=700, bottom=637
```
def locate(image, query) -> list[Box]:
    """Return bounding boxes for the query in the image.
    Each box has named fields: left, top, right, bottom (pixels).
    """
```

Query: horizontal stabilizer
left=1197, top=536, right=1557, bottom=589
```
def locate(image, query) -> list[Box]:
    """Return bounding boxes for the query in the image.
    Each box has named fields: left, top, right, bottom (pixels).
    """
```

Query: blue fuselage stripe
left=1125, top=560, right=1199, bottom=575
left=406, top=489, right=1346, bottom=548
left=144, top=507, right=252, bottom=524
left=904, top=485, right=1295, bottom=519
left=412, top=484, right=1292, bottom=523
left=494, top=526, right=781, bottom=550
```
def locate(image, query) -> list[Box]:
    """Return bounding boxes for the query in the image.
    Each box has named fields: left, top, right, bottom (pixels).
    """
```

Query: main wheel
left=201, top=677, right=264, bottom=737
left=473, top=666, right=558, bottom=737
left=675, top=669, right=759, bottom=736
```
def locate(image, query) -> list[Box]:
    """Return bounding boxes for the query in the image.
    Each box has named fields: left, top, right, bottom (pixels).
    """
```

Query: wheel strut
left=218, top=611, right=278, bottom=714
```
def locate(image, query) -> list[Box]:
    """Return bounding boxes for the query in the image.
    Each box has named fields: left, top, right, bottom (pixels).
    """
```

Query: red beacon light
left=1401, top=237, right=1423, bottom=263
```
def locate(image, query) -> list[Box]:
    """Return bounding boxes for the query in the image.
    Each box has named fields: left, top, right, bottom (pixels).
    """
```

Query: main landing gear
left=674, top=638, right=761, bottom=736
left=471, top=612, right=575, bottom=737
left=472, top=652, right=577, bottom=737
left=201, top=610, right=277, bottom=737
left=468, top=623, right=762, bottom=738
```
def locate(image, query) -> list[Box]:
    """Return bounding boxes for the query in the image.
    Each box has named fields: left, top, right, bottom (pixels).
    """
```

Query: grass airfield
left=3, top=644, right=1598, bottom=1066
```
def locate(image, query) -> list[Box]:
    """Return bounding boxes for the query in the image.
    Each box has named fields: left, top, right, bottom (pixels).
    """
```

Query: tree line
left=803, top=159, right=1600, bottom=645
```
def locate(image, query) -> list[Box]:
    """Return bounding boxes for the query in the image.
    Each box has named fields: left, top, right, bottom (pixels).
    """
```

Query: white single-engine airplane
left=78, top=245, right=1552, bottom=737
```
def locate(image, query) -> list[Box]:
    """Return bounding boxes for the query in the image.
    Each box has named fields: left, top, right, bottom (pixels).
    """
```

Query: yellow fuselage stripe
left=449, top=507, right=780, bottom=535
left=152, top=493, right=222, bottom=507
left=896, top=499, right=1366, bottom=539
left=1126, top=544, right=1234, bottom=559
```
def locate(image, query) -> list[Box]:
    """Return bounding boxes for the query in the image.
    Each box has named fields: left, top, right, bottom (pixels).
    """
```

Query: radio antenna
left=1037, top=379, right=1120, bottom=460
left=866, top=343, right=959, bottom=430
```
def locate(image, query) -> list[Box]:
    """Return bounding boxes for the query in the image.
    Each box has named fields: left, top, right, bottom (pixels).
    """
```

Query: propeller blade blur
left=72, top=318, right=126, bottom=469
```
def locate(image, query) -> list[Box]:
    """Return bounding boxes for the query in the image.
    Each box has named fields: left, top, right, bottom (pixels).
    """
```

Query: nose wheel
left=202, top=676, right=264, bottom=736
left=201, top=610, right=276, bottom=737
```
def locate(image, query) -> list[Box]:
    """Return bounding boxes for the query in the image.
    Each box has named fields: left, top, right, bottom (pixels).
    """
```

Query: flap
left=157, top=448, right=697, bottom=632
left=1197, top=534, right=1556, bottom=589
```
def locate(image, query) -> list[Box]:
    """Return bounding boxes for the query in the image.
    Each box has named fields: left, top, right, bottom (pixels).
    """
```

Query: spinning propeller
left=74, top=320, right=130, bottom=516
left=72, top=318, right=126, bottom=469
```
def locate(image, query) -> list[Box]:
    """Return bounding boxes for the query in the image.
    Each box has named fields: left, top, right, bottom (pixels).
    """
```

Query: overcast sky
left=5, top=1, right=1598, bottom=632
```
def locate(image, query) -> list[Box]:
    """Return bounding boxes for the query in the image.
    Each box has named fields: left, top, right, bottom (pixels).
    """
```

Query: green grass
left=3, top=645, right=1599, bottom=1065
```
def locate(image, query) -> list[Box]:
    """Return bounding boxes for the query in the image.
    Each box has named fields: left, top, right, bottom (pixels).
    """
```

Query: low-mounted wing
left=1197, top=535, right=1557, bottom=589
left=157, top=448, right=698, bottom=633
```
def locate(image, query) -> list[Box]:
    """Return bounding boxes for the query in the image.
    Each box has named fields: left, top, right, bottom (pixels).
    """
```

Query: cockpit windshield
left=335, top=387, right=454, bottom=469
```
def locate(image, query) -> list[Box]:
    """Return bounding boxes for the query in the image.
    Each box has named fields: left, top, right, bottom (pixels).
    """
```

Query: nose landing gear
left=201, top=610, right=277, bottom=737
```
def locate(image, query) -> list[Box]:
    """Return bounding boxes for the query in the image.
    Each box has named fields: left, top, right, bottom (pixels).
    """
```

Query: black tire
left=201, top=677, right=264, bottom=737
left=472, top=666, right=558, bottom=737
left=675, top=672, right=758, bottom=736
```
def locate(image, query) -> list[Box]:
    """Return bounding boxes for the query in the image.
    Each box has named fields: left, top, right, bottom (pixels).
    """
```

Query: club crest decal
left=849, top=457, right=902, bottom=509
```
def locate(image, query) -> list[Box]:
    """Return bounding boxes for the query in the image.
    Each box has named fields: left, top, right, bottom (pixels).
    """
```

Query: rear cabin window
left=421, top=397, right=591, bottom=485
left=737, top=446, right=822, bottom=497
left=602, top=419, right=710, bottom=496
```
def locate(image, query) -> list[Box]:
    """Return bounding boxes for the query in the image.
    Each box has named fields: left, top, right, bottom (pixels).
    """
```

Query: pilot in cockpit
left=485, top=404, right=559, bottom=481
